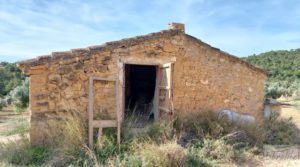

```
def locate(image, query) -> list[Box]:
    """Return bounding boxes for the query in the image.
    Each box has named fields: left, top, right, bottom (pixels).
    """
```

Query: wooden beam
left=93, top=120, right=117, bottom=128
left=92, top=76, right=116, bottom=81
left=120, top=56, right=176, bottom=65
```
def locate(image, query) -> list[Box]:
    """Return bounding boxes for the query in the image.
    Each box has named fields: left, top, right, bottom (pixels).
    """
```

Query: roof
left=17, top=29, right=181, bottom=67
left=16, top=24, right=267, bottom=75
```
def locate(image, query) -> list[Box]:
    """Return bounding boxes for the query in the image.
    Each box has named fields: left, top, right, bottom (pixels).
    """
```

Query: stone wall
left=172, top=35, right=267, bottom=119
left=18, top=28, right=266, bottom=145
left=19, top=29, right=183, bottom=145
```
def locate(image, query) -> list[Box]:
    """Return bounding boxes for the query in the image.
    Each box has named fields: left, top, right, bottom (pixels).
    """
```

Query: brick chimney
left=168, top=23, right=185, bottom=32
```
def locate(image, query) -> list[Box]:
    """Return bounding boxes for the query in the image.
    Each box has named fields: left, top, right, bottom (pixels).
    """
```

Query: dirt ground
left=0, top=106, right=29, bottom=143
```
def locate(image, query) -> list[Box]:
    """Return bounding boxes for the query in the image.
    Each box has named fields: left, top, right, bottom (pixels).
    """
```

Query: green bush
left=264, top=112, right=298, bottom=145
left=6, top=78, right=29, bottom=113
left=0, top=98, right=6, bottom=111
left=264, top=80, right=300, bottom=99
left=0, top=62, right=25, bottom=97
left=174, top=111, right=232, bottom=142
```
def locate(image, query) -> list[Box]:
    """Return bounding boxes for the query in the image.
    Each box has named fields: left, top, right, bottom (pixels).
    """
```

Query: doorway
left=124, top=64, right=156, bottom=127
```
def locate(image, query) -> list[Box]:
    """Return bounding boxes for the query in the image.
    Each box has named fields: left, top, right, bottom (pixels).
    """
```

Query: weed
left=0, top=135, right=51, bottom=166
left=264, top=112, right=298, bottom=145
left=138, top=141, right=186, bottom=167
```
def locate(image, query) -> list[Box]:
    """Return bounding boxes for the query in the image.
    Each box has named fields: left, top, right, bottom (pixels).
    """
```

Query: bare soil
left=0, top=106, right=29, bottom=143
left=256, top=99, right=300, bottom=167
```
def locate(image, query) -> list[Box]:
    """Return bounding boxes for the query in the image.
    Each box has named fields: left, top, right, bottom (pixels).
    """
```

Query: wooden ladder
left=88, top=76, right=121, bottom=148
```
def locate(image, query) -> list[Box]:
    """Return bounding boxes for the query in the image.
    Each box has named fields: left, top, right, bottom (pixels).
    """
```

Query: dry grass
left=1, top=105, right=299, bottom=166
left=0, top=135, right=51, bottom=166
left=138, top=141, right=186, bottom=167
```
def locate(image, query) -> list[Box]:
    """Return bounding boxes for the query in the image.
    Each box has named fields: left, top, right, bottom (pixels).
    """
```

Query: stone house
left=17, top=23, right=267, bottom=145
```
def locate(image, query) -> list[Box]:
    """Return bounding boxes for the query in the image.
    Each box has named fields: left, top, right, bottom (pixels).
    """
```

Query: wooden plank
left=159, top=96, right=166, bottom=100
left=159, top=106, right=170, bottom=113
left=88, top=77, right=94, bottom=148
left=170, top=63, right=174, bottom=114
left=153, top=66, right=161, bottom=121
left=93, top=76, right=116, bottom=81
left=116, top=63, right=121, bottom=144
left=93, top=120, right=117, bottom=128
left=159, top=86, right=170, bottom=89
left=161, top=65, right=170, bottom=68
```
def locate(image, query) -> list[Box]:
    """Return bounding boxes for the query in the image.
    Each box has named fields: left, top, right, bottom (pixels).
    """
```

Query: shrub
left=0, top=98, right=6, bottom=111
left=174, top=110, right=265, bottom=149
left=58, top=113, right=88, bottom=160
left=0, top=136, right=51, bottom=166
left=186, top=138, right=249, bottom=166
left=265, top=80, right=300, bottom=99
left=146, top=122, right=173, bottom=143
left=109, top=153, right=142, bottom=167
left=6, top=78, right=29, bottom=113
left=137, top=141, right=186, bottom=167
left=265, top=82, right=287, bottom=99
left=264, top=112, right=298, bottom=145
left=95, top=129, right=124, bottom=164
left=174, top=111, right=236, bottom=145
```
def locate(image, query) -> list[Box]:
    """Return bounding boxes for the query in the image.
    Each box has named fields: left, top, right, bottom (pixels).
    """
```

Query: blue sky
left=1, top=0, right=300, bottom=62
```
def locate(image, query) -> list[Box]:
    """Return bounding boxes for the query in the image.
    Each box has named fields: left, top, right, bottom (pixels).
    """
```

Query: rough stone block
left=48, top=74, right=61, bottom=84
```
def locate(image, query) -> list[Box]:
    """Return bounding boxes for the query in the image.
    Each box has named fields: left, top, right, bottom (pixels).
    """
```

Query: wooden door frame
left=118, top=57, right=176, bottom=123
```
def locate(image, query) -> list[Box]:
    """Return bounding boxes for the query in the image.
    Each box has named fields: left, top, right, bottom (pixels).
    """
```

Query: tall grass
left=0, top=135, right=51, bottom=166
left=1, top=109, right=298, bottom=166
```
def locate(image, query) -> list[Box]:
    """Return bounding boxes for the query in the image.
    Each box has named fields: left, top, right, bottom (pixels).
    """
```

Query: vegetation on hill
left=243, top=49, right=300, bottom=98
left=0, top=62, right=25, bottom=97
left=0, top=62, right=28, bottom=111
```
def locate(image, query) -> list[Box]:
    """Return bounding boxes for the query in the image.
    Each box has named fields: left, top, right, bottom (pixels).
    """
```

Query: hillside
left=243, top=48, right=300, bottom=82
left=243, top=49, right=300, bottom=98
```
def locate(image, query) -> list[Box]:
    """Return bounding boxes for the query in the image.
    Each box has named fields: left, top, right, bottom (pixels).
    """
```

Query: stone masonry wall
left=20, top=30, right=183, bottom=145
left=18, top=29, right=266, bottom=145
left=172, top=35, right=267, bottom=119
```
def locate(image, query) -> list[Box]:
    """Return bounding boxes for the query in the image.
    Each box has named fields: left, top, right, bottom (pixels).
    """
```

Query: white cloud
left=0, top=0, right=300, bottom=62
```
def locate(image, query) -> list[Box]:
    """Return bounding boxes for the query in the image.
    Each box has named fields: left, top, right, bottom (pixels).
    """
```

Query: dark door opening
left=124, top=64, right=156, bottom=127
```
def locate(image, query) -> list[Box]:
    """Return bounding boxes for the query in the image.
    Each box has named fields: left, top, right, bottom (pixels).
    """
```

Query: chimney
left=168, top=22, right=185, bottom=32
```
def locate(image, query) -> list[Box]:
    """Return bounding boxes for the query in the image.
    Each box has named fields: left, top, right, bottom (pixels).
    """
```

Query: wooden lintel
left=92, top=76, right=116, bottom=81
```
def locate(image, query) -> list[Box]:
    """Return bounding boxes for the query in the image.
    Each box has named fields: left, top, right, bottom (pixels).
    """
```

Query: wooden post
left=153, top=66, right=161, bottom=121
left=88, top=77, right=94, bottom=148
left=116, top=62, right=122, bottom=144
